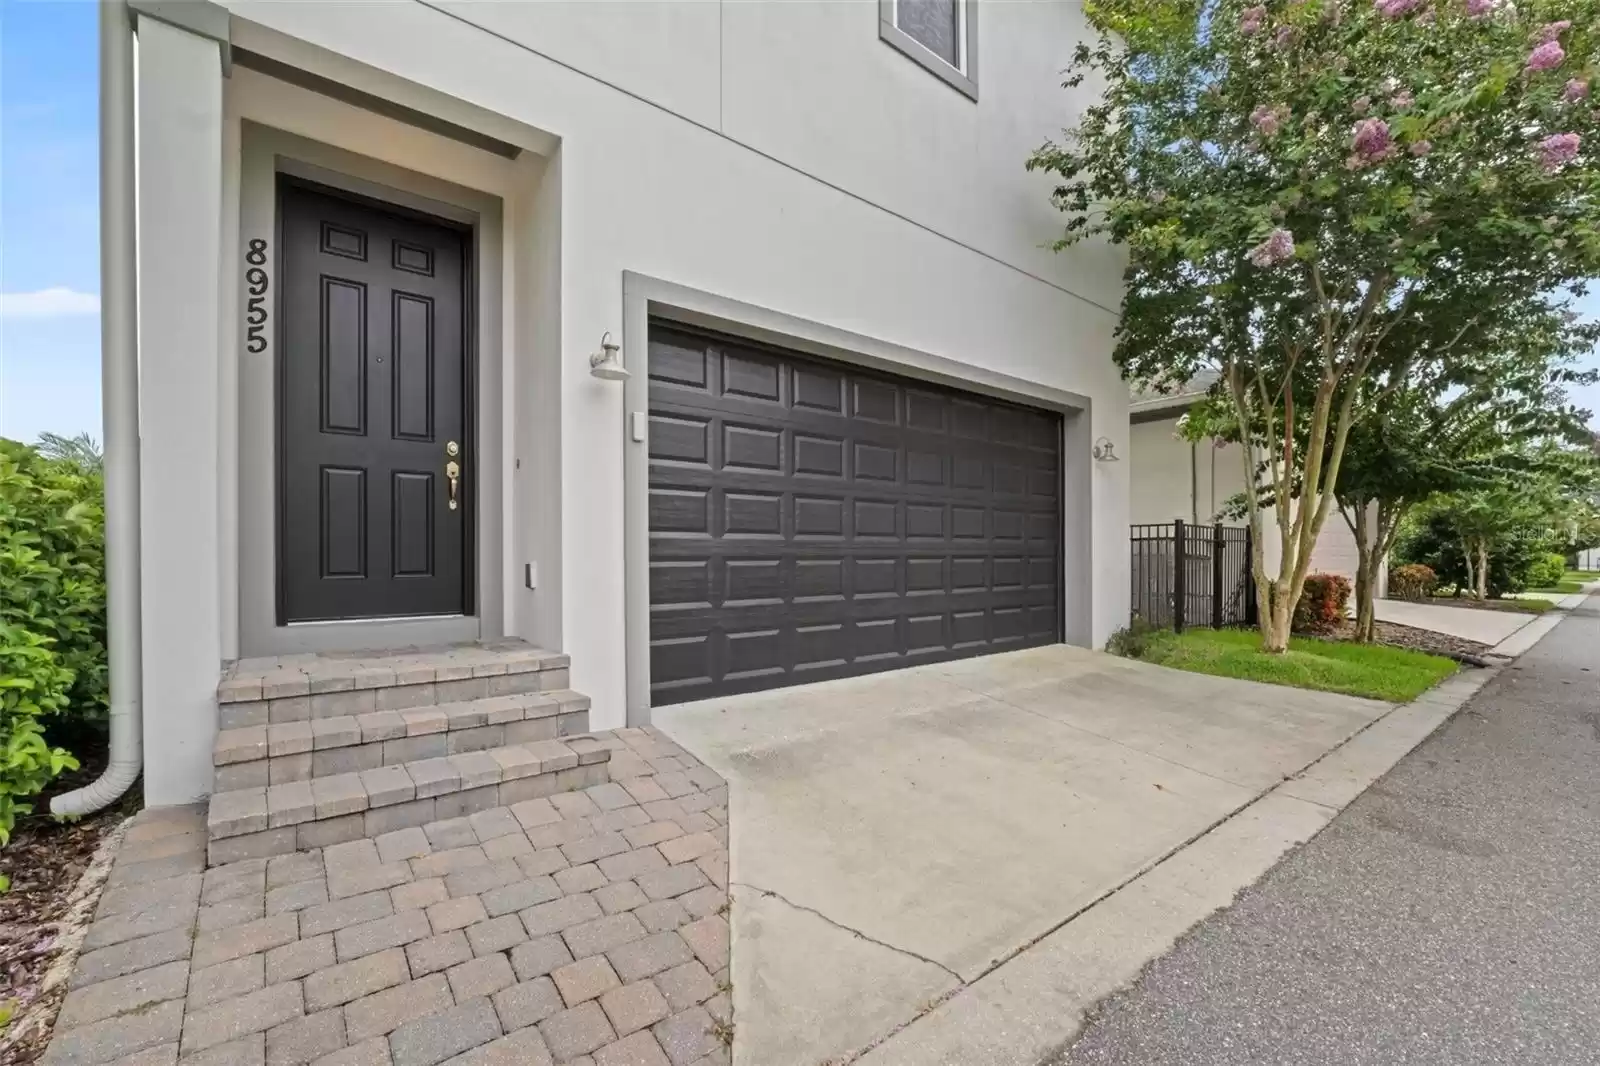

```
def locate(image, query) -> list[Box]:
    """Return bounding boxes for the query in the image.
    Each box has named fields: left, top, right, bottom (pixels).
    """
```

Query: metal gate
left=1130, top=521, right=1255, bottom=630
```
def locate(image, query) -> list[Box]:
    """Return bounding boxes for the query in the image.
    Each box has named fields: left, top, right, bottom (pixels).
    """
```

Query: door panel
left=279, top=183, right=469, bottom=623
left=647, top=322, right=1064, bottom=706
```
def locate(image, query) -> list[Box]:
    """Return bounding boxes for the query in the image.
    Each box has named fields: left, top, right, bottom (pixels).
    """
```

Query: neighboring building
left=117, top=0, right=1134, bottom=806
left=1129, top=385, right=1375, bottom=592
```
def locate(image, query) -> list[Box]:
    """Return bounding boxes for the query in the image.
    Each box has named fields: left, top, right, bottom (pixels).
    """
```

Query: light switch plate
left=631, top=411, right=647, bottom=443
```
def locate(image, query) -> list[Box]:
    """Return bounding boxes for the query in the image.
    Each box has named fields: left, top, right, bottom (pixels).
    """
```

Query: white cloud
left=0, top=287, right=100, bottom=319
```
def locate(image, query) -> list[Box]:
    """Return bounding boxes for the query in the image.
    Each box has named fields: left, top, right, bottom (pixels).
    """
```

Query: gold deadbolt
left=446, top=440, right=460, bottom=457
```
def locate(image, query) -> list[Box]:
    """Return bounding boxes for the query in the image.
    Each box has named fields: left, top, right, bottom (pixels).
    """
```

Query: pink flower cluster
left=1350, top=117, right=1397, bottom=166
left=1527, top=23, right=1571, bottom=73
left=1374, top=0, right=1423, bottom=15
left=1390, top=89, right=1415, bottom=111
left=1251, top=104, right=1290, bottom=136
left=1465, top=0, right=1492, bottom=15
left=1565, top=79, right=1591, bottom=103
left=1527, top=40, right=1565, bottom=72
left=1239, top=5, right=1267, bottom=35
left=1539, top=132, right=1580, bottom=173
left=1248, top=229, right=1296, bottom=268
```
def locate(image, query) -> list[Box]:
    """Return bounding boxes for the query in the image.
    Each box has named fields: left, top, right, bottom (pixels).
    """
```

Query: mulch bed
left=1421, top=595, right=1548, bottom=615
left=0, top=750, right=138, bottom=1066
left=1332, top=619, right=1494, bottom=662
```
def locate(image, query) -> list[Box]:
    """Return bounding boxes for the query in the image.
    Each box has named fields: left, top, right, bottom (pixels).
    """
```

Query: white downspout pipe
left=54, top=0, right=142, bottom=816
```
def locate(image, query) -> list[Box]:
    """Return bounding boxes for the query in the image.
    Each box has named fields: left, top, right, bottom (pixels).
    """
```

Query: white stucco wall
left=154, top=0, right=1131, bottom=755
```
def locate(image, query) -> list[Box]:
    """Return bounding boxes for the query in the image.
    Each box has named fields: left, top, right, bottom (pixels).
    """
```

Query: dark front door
left=278, top=182, right=470, bottom=623
left=646, top=322, right=1064, bottom=706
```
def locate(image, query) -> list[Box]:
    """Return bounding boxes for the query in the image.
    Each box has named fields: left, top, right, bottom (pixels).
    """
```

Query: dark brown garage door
left=647, top=322, right=1063, bottom=706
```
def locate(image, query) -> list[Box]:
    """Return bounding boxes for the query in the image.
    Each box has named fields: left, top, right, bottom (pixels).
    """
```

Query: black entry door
left=278, top=182, right=470, bottom=623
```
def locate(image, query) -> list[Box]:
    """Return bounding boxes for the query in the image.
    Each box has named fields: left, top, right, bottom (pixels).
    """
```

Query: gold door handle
left=446, top=460, right=460, bottom=510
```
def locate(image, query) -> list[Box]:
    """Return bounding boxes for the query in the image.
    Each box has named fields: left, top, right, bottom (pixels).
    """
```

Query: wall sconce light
left=1092, top=436, right=1120, bottom=462
left=588, top=332, right=630, bottom=381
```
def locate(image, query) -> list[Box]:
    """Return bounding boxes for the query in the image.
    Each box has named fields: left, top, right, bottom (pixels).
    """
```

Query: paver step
left=205, top=734, right=614, bottom=866
left=212, top=689, right=592, bottom=792
left=216, top=640, right=570, bottom=730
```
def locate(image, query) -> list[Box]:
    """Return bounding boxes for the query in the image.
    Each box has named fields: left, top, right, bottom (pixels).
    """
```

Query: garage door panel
left=647, top=322, right=1063, bottom=706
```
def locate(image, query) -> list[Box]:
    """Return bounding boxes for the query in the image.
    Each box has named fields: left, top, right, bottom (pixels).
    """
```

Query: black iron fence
left=1131, top=521, right=1256, bottom=631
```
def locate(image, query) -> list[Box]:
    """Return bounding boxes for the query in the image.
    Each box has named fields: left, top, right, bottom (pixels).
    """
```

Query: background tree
left=1334, top=294, right=1598, bottom=638
left=1030, top=0, right=1600, bottom=650
left=34, top=432, right=102, bottom=473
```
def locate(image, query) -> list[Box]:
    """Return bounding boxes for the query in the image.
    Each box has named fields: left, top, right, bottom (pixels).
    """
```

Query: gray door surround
left=236, top=123, right=506, bottom=655
left=622, top=273, right=1095, bottom=724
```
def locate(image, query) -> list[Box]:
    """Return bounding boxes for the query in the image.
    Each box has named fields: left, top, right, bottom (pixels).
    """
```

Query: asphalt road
left=1047, top=595, right=1600, bottom=1066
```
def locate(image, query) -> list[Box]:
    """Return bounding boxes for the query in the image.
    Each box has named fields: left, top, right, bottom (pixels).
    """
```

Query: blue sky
left=2, top=0, right=102, bottom=443
left=1, top=1, right=1598, bottom=444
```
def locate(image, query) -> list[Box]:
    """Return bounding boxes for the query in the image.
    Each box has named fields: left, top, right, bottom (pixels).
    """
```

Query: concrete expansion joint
left=732, top=880, right=965, bottom=984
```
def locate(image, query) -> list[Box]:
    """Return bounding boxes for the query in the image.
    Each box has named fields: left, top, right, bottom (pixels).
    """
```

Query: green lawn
left=1138, top=627, right=1458, bottom=702
left=1526, top=580, right=1584, bottom=595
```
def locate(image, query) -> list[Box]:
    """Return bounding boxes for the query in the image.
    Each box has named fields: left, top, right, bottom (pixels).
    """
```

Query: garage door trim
left=620, top=272, right=1096, bottom=724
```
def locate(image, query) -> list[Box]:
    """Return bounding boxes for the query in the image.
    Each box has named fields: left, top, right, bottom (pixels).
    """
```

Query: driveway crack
left=733, top=881, right=965, bottom=984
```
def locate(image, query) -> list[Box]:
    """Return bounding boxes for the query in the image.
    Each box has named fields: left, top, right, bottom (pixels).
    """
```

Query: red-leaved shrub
left=1293, top=573, right=1352, bottom=635
left=1389, top=563, right=1437, bottom=602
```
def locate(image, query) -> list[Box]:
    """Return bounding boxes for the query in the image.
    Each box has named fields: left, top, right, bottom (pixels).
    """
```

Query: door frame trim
left=620, top=272, right=1095, bottom=726
left=272, top=174, right=477, bottom=627
left=237, top=122, right=506, bottom=655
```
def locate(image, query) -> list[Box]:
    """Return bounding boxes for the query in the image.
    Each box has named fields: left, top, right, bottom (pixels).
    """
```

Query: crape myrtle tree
left=1335, top=294, right=1599, bottom=639
left=1030, top=0, right=1600, bottom=651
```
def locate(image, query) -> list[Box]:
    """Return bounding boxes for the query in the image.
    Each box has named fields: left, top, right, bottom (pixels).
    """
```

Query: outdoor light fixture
left=1092, top=436, right=1120, bottom=462
left=588, top=332, right=630, bottom=381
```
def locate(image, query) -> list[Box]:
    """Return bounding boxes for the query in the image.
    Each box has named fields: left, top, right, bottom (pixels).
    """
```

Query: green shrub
left=0, top=439, right=106, bottom=718
left=0, top=624, right=80, bottom=844
left=1107, top=616, right=1165, bottom=659
left=1527, top=552, right=1568, bottom=590
left=1389, top=563, right=1437, bottom=602
left=1293, top=573, right=1351, bottom=635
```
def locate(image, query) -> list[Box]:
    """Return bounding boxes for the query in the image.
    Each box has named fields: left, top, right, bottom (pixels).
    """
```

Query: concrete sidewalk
left=1374, top=598, right=1537, bottom=645
left=657, top=645, right=1482, bottom=1066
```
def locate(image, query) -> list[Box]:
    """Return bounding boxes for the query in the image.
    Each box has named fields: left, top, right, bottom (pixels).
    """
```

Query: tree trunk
left=1476, top=541, right=1490, bottom=600
left=1464, top=543, right=1477, bottom=600
left=1353, top=553, right=1376, bottom=643
left=1263, top=581, right=1293, bottom=652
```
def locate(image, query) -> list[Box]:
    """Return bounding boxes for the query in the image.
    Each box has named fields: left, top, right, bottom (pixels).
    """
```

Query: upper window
left=880, top=0, right=978, bottom=100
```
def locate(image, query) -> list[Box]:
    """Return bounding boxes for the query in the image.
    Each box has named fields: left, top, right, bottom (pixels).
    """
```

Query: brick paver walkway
left=44, top=729, right=731, bottom=1066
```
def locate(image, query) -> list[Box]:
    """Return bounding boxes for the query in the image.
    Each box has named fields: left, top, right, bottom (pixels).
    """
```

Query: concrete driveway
left=1375, top=598, right=1538, bottom=645
left=656, top=645, right=1392, bottom=1065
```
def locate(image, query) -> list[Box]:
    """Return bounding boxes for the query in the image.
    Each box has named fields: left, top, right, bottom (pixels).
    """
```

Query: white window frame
left=879, top=0, right=978, bottom=100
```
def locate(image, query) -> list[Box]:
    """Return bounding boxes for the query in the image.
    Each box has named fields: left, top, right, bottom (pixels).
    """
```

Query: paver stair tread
left=207, top=735, right=614, bottom=840
left=218, top=641, right=570, bottom=704
left=214, top=689, right=590, bottom=765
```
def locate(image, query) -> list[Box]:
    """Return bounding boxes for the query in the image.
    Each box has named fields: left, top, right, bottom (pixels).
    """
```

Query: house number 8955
left=245, top=238, right=269, bottom=354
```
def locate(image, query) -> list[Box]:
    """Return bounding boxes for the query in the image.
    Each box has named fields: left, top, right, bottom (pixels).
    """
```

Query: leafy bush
left=1389, top=564, right=1437, bottom=602
left=1106, top=616, right=1165, bottom=659
left=1293, top=573, right=1351, bottom=636
left=1527, top=552, right=1568, bottom=590
left=0, top=624, right=80, bottom=844
left=0, top=439, right=106, bottom=717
